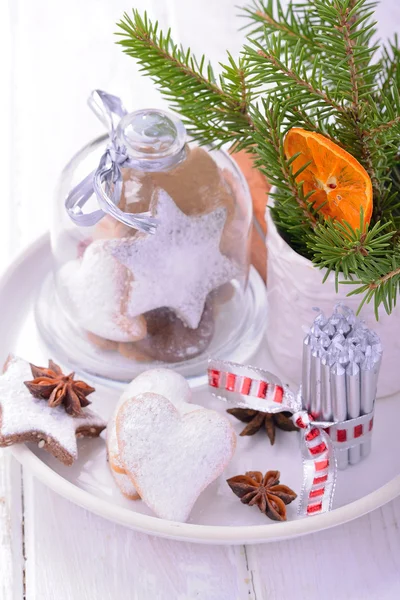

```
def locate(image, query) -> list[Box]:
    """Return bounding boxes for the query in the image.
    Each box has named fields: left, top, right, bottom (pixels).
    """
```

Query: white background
left=2, top=0, right=400, bottom=598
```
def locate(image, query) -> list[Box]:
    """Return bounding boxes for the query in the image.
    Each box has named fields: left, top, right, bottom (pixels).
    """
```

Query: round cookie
left=119, top=147, right=235, bottom=221
left=135, top=302, right=214, bottom=363
left=117, top=343, right=150, bottom=362
left=86, top=332, right=118, bottom=351
left=150, top=146, right=236, bottom=221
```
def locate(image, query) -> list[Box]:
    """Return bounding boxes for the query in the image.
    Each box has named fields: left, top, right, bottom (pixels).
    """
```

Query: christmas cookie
left=109, top=189, right=239, bottom=329
left=134, top=302, right=215, bottom=363
left=117, top=342, right=150, bottom=362
left=86, top=332, right=119, bottom=352
left=88, top=301, right=215, bottom=364
left=110, top=467, right=139, bottom=500
left=59, top=241, right=147, bottom=343
left=61, top=189, right=238, bottom=343
left=115, top=391, right=236, bottom=522
left=119, top=146, right=235, bottom=222
left=0, top=356, right=106, bottom=466
left=107, top=368, right=192, bottom=478
left=98, top=147, right=240, bottom=265
left=150, top=146, right=236, bottom=222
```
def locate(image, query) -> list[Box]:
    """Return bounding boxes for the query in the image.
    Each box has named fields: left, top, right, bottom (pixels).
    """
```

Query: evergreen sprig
left=116, top=0, right=400, bottom=316
left=117, top=10, right=255, bottom=150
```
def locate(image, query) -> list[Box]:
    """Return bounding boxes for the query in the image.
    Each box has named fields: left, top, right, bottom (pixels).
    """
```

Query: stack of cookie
left=107, top=368, right=236, bottom=522
left=59, top=146, right=243, bottom=365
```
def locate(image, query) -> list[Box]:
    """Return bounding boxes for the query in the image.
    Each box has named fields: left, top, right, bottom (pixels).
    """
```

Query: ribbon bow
left=208, top=359, right=374, bottom=516
left=65, top=90, right=158, bottom=234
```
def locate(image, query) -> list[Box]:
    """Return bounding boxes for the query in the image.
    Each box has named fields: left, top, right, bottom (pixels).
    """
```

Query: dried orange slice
left=284, top=128, right=373, bottom=228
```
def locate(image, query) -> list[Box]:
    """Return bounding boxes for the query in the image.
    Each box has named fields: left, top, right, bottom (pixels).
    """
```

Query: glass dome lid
left=35, top=89, right=267, bottom=387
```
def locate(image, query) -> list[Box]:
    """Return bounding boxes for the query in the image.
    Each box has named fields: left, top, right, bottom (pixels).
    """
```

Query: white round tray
left=4, top=235, right=400, bottom=544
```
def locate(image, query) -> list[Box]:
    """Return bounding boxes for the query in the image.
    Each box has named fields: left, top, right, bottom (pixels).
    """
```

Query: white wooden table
left=2, top=0, right=400, bottom=598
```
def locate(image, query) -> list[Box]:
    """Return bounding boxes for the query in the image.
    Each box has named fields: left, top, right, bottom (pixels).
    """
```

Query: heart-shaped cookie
left=107, top=368, right=192, bottom=474
left=116, top=393, right=236, bottom=522
left=107, top=368, right=196, bottom=500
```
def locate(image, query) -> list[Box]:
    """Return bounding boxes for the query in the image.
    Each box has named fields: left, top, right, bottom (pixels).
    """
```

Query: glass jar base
left=35, top=267, right=267, bottom=389
left=35, top=268, right=266, bottom=387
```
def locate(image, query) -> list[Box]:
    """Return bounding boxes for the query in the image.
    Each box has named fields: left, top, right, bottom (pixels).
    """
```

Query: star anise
left=226, top=408, right=298, bottom=445
left=227, top=470, right=297, bottom=521
left=24, top=360, right=95, bottom=417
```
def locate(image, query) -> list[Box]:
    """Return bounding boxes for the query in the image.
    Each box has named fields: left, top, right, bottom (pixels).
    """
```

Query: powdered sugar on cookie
left=0, top=356, right=106, bottom=465
left=107, top=368, right=193, bottom=475
left=116, top=393, right=236, bottom=522
left=109, top=190, right=239, bottom=329
left=110, top=468, right=140, bottom=500
left=59, top=242, right=147, bottom=343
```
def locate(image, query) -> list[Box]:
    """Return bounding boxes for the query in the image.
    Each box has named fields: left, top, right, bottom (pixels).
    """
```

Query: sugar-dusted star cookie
left=0, top=356, right=106, bottom=465
left=109, top=189, right=240, bottom=329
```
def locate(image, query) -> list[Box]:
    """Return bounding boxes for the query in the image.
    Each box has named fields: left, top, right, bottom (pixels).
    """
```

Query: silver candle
left=301, top=305, right=382, bottom=470
left=346, top=361, right=361, bottom=465
left=321, top=355, right=333, bottom=421
left=302, top=335, right=312, bottom=413
left=331, top=362, right=349, bottom=470
left=309, top=348, right=322, bottom=419
left=360, top=346, right=382, bottom=458
left=322, top=319, right=336, bottom=338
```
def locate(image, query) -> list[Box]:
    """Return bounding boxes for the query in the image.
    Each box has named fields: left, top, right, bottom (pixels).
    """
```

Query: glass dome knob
left=116, top=109, right=187, bottom=171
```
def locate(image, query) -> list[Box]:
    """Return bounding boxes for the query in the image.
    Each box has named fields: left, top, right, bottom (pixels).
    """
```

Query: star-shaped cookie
left=0, top=356, right=106, bottom=465
left=108, top=190, right=240, bottom=328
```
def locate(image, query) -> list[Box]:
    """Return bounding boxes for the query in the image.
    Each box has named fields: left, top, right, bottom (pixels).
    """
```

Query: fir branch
left=344, top=248, right=400, bottom=316
left=116, top=1, right=400, bottom=316
left=309, top=216, right=393, bottom=286
left=285, top=103, right=344, bottom=146
left=308, top=1, right=382, bottom=209
left=247, top=44, right=345, bottom=114
left=252, top=99, right=319, bottom=238
left=370, top=115, right=400, bottom=136
left=369, top=265, right=400, bottom=289
left=244, top=0, right=324, bottom=51
left=379, top=34, right=400, bottom=98
left=116, top=11, right=255, bottom=148
left=118, top=13, right=223, bottom=99
left=255, top=8, right=312, bottom=43
left=339, top=4, right=360, bottom=107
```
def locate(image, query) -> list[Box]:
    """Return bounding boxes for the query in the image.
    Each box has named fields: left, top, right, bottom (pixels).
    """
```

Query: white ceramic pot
left=265, top=203, right=400, bottom=398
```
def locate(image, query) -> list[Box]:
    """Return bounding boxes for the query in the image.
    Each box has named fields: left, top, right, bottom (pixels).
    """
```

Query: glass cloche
left=35, top=91, right=266, bottom=385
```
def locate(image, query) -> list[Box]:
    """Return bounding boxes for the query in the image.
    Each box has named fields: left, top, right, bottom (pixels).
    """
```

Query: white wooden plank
left=0, top=453, right=24, bottom=600
left=23, top=476, right=253, bottom=600
left=246, top=497, right=400, bottom=600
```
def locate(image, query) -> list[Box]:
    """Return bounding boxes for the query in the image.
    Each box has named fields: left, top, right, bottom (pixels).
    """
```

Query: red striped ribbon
left=208, top=359, right=374, bottom=517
